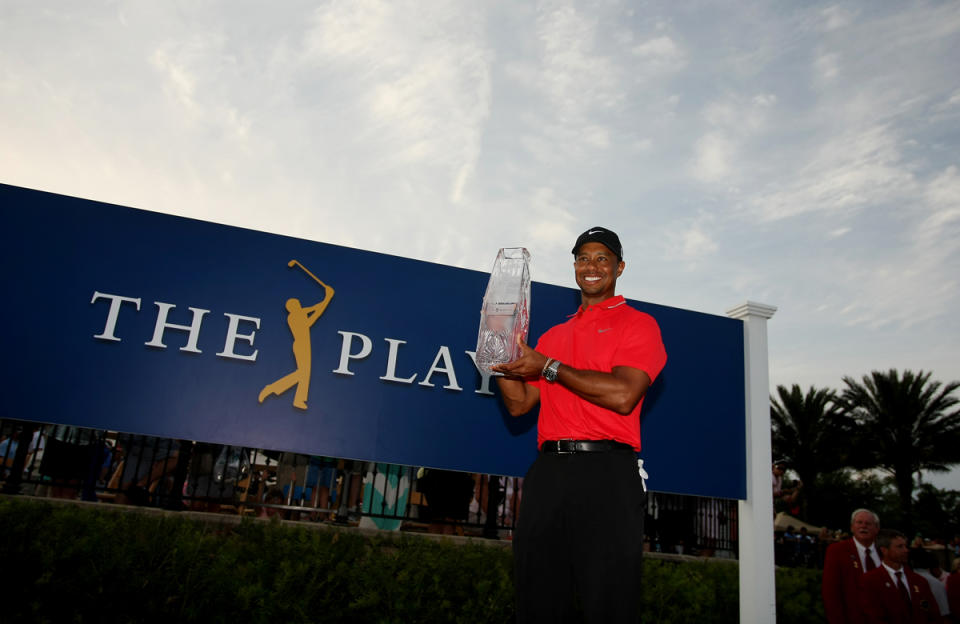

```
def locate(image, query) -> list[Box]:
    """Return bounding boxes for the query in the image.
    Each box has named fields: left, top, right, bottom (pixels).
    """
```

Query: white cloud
left=631, top=34, right=686, bottom=71
left=149, top=38, right=253, bottom=147
left=911, top=166, right=960, bottom=308
left=819, top=6, right=857, bottom=32
left=752, top=93, right=777, bottom=108
left=703, top=93, right=776, bottom=132
left=690, top=132, right=735, bottom=183
left=814, top=51, right=840, bottom=81
left=687, top=92, right=779, bottom=185
left=751, top=125, right=917, bottom=221
left=656, top=213, right=720, bottom=268
left=535, top=2, right=621, bottom=117
left=631, top=138, right=653, bottom=152
left=300, top=0, right=493, bottom=203
left=809, top=167, right=960, bottom=330
left=1, top=0, right=959, bottom=399
left=151, top=47, right=197, bottom=111
left=924, top=165, right=960, bottom=209
left=681, top=225, right=718, bottom=259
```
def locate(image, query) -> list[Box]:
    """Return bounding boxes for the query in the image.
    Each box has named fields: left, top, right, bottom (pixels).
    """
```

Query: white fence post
left=727, top=301, right=777, bottom=624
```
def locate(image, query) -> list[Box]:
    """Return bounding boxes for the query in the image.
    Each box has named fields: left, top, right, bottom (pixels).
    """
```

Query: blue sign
left=0, top=183, right=745, bottom=498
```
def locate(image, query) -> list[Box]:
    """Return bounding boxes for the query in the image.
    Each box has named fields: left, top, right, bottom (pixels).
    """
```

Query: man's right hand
left=491, top=337, right=548, bottom=379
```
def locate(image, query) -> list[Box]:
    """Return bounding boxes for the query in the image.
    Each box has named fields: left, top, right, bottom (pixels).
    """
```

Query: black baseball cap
left=572, top=226, right=622, bottom=260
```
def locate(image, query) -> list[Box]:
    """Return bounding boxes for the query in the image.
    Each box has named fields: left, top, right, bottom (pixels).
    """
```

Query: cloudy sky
left=3, top=2, right=958, bottom=484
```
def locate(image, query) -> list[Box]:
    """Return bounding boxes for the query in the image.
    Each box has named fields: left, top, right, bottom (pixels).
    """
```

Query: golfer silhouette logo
left=258, top=260, right=334, bottom=410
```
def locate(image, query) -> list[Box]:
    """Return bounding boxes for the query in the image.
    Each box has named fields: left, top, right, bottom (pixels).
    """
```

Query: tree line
left=770, top=369, right=960, bottom=537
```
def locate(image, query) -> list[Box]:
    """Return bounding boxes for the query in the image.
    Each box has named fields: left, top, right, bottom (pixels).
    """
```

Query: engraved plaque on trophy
left=475, top=247, right=531, bottom=371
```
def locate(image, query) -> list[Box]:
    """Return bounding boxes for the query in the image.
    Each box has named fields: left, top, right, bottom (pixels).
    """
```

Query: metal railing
left=1, top=418, right=738, bottom=551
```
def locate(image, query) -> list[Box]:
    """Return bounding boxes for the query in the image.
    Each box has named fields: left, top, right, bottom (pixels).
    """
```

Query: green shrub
left=0, top=498, right=827, bottom=623
left=0, top=498, right=513, bottom=624
left=776, top=566, right=826, bottom=624
left=641, top=558, right=739, bottom=624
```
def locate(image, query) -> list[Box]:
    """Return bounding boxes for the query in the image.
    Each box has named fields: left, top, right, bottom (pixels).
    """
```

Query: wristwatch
left=542, top=358, right=561, bottom=382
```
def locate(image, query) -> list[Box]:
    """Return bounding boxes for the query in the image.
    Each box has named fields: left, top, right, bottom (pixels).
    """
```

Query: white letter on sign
left=91, top=291, right=142, bottom=342
left=333, top=331, right=373, bottom=376
left=465, top=350, right=496, bottom=396
left=418, top=345, right=462, bottom=391
left=380, top=338, right=417, bottom=383
left=217, top=313, right=260, bottom=361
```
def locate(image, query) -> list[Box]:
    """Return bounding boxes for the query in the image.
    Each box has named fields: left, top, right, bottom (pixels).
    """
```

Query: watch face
left=545, top=361, right=560, bottom=381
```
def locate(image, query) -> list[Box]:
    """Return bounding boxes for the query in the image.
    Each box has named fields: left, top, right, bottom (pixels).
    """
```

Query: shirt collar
left=881, top=562, right=904, bottom=583
left=571, top=295, right=626, bottom=318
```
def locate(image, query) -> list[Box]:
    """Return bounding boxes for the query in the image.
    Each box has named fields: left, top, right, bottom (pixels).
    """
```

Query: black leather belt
left=540, top=439, right=634, bottom=454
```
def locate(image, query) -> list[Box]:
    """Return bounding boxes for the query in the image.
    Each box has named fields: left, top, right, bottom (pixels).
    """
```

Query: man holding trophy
left=492, top=226, right=667, bottom=623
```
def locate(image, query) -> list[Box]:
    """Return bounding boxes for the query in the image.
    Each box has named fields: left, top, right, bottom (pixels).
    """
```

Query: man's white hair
left=850, top=508, right=880, bottom=526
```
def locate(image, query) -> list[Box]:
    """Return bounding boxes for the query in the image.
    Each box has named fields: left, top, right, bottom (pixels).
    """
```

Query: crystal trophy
left=475, top=247, right=531, bottom=371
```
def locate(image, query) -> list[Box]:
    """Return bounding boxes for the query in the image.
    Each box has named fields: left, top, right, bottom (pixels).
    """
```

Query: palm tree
left=770, top=384, right=850, bottom=520
left=839, top=369, right=960, bottom=527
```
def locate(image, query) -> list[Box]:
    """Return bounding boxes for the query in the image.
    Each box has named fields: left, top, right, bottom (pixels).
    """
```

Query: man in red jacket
left=861, top=529, right=941, bottom=623
left=823, top=509, right=883, bottom=623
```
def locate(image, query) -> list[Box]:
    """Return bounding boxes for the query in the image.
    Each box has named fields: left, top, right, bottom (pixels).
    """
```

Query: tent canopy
left=774, top=512, right=822, bottom=534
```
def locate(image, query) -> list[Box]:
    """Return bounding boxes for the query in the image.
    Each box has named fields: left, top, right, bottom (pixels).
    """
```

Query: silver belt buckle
left=557, top=438, right=575, bottom=454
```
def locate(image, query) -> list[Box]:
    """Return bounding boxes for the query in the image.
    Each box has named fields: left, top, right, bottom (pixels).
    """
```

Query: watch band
left=543, top=358, right=561, bottom=382
left=541, top=358, right=554, bottom=377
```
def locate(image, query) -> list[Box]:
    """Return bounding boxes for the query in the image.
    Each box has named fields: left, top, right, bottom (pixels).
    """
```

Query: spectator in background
left=112, top=434, right=180, bottom=505
left=334, top=459, right=364, bottom=524
left=0, top=428, right=42, bottom=473
left=416, top=467, right=475, bottom=535
left=772, top=460, right=802, bottom=515
left=773, top=461, right=786, bottom=500
left=38, top=426, right=101, bottom=500
left=861, top=529, right=940, bottom=624
left=258, top=487, right=287, bottom=520
left=797, top=526, right=816, bottom=568
left=930, top=557, right=949, bottom=585
left=911, top=549, right=951, bottom=621
left=311, top=457, right=339, bottom=521
left=183, top=443, right=235, bottom=512
left=823, top=508, right=882, bottom=624
left=277, top=452, right=314, bottom=515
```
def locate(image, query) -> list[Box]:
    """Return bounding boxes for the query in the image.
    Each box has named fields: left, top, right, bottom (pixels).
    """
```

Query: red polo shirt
left=528, top=295, right=667, bottom=451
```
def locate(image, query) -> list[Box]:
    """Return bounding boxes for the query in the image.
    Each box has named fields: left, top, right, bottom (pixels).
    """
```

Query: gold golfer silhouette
left=258, top=260, right=334, bottom=410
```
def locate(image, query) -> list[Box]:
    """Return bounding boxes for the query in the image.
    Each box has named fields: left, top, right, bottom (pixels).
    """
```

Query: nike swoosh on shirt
left=598, top=328, right=612, bottom=333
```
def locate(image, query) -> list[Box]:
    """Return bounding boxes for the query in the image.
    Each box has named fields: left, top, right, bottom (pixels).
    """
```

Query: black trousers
left=514, top=449, right=647, bottom=623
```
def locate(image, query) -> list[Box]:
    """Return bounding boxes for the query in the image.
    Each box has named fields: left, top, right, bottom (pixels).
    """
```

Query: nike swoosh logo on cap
left=588, top=229, right=602, bottom=235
